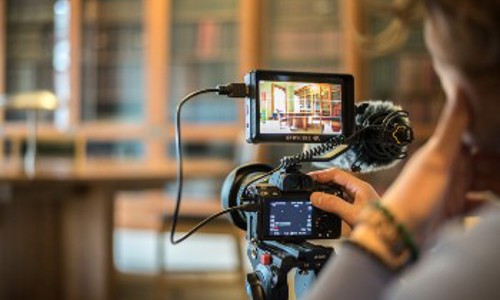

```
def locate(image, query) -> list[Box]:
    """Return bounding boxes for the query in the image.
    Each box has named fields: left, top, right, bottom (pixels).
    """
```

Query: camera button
left=260, top=253, right=273, bottom=265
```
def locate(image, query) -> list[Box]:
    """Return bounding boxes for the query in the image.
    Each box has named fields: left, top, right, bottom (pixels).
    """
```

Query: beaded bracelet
left=356, top=201, right=419, bottom=267
left=370, top=201, right=419, bottom=261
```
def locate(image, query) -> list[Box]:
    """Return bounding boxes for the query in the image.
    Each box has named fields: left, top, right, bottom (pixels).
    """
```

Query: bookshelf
left=80, top=0, right=146, bottom=159
left=0, top=1, right=364, bottom=200
left=4, top=0, right=55, bottom=122
left=257, top=0, right=361, bottom=165
left=0, top=0, right=362, bottom=167
left=263, top=0, right=345, bottom=72
left=360, top=8, right=444, bottom=191
left=2, top=0, right=445, bottom=197
left=366, top=27, right=442, bottom=139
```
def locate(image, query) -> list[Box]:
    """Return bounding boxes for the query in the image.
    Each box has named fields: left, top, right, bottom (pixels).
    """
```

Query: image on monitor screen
left=259, top=80, right=342, bottom=135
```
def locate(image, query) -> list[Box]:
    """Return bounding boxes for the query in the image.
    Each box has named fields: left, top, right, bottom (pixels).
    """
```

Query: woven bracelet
left=371, top=201, right=419, bottom=261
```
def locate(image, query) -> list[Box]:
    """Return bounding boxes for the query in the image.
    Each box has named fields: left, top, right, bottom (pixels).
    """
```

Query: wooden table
left=0, top=158, right=234, bottom=300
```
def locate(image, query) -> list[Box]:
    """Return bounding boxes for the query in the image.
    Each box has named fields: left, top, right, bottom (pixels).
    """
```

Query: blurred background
left=0, top=0, right=443, bottom=299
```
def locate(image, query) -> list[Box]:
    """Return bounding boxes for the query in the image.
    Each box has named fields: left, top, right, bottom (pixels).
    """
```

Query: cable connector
left=216, top=83, right=248, bottom=98
left=239, top=203, right=260, bottom=212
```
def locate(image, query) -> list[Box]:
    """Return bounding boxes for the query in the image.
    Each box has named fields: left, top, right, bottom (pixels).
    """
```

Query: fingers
left=311, top=191, right=359, bottom=227
left=309, top=168, right=380, bottom=228
left=309, top=168, right=377, bottom=200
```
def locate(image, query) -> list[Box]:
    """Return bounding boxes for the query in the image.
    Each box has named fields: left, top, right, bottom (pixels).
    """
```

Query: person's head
left=422, top=1, right=500, bottom=94
left=422, top=0, right=500, bottom=150
left=365, top=0, right=500, bottom=150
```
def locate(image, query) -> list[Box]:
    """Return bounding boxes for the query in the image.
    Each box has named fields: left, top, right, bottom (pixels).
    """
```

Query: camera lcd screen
left=259, top=81, right=343, bottom=136
left=267, top=200, right=312, bottom=237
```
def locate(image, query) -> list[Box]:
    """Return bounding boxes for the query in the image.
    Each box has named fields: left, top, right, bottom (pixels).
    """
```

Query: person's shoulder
left=384, top=203, right=500, bottom=300
left=433, top=203, right=500, bottom=259
left=463, top=202, right=500, bottom=242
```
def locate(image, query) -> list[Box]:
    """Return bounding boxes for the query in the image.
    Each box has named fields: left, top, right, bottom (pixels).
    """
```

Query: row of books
left=173, top=0, right=239, bottom=15
left=168, top=62, right=239, bottom=123
left=7, top=29, right=54, bottom=60
left=265, top=0, right=343, bottom=74
left=82, top=27, right=143, bottom=52
left=81, top=14, right=144, bottom=122
left=87, top=141, right=144, bottom=158
left=396, top=93, right=444, bottom=128
left=83, top=101, right=144, bottom=122
left=5, top=62, right=53, bottom=92
left=7, top=0, right=54, bottom=23
left=169, top=0, right=240, bottom=125
left=270, top=0, right=340, bottom=26
left=369, top=53, right=438, bottom=93
left=398, top=54, right=437, bottom=94
left=86, top=0, right=143, bottom=24
left=82, top=83, right=144, bottom=103
left=269, top=30, right=344, bottom=61
left=172, top=21, right=238, bottom=60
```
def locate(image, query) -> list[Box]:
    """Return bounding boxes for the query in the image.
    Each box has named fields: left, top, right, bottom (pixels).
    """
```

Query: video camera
left=218, top=70, right=362, bottom=300
left=222, top=70, right=356, bottom=243
left=221, top=163, right=343, bottom=242
left=171, top=69, right=412, bottom=300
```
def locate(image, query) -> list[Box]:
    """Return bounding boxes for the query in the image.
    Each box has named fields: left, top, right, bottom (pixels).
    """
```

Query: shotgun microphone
left=311, top=100, right=414, bottom=173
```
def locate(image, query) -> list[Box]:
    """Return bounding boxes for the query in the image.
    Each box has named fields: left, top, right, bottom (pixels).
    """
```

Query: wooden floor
left=116, top=272, right=247, bottom=300
left=114, top=228, right=248, bottom=300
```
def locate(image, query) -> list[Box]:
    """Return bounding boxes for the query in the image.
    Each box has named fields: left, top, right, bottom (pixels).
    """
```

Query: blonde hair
left=358, top=0, right=424, bottom=56
left=362, top=0, right=500, bottom=79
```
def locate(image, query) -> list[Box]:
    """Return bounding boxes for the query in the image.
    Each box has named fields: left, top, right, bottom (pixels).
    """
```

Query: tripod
left=245, top=240, right=333, bottom=300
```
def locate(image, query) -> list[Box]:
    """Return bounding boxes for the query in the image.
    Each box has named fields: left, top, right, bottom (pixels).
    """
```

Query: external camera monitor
left=245, top=70, right=355, bottom=143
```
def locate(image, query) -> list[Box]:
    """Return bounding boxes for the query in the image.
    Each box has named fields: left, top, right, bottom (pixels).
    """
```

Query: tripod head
left=246, top=240, right=333, bottom=300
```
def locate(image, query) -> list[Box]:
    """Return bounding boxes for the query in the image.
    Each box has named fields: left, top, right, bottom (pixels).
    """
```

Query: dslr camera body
left=222, top=163, right=343, bottom=242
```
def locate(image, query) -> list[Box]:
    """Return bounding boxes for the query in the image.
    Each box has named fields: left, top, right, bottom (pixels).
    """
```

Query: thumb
left=311, top=192, right=357, bottom=226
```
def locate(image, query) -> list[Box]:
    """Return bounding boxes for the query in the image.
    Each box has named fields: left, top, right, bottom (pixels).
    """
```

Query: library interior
left=0, top=0, right=448, bottom=300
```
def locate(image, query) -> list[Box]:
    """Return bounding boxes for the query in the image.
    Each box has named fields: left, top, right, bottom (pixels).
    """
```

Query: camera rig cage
left=168, top=69, right=413, bottom=300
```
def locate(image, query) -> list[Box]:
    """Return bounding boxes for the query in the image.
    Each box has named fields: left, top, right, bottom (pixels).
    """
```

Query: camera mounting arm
left=246, top=240, right=334, bottom=300
left=279, top=135, right=351, bottom=169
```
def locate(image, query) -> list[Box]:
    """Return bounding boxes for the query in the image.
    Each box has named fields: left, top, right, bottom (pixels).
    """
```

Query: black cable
left=169, top=203, right=259, bottom=245
left=170, top=84, right=248, bottom=245
left=168, top=84, right=409, bottom=244
left=279, top=108, right=410, bottom=168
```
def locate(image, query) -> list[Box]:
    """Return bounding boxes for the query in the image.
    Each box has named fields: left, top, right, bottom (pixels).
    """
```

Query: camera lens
left=220, top=163, right=273, bottom=230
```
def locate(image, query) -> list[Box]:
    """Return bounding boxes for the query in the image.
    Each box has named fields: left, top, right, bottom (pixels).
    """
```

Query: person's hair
left=424, top=0, right=500, bottom=78
left=362, top=0, right=500, bottom=79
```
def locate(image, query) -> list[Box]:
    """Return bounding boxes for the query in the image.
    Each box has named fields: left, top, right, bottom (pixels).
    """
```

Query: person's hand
left=309, top=168, right=380, bottom=227
left=344, top=89, right=470, bottom=268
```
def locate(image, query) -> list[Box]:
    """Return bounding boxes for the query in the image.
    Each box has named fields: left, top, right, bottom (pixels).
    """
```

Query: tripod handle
left=246, top=270, right=289, bottom=300
left=247, top=273, right=265, bottom=300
